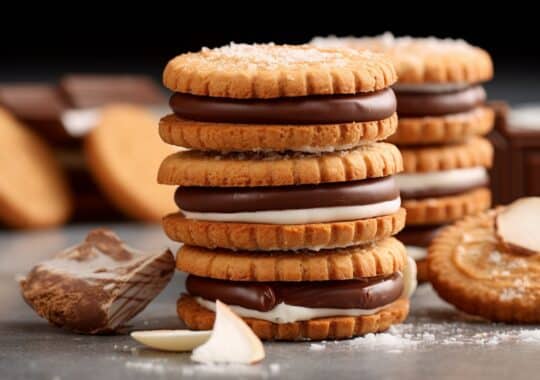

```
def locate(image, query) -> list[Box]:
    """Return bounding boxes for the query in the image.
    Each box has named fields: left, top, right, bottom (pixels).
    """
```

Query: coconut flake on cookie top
left=163, top=43, right=397, bottom=98
left=311, top=32, right=493, bottom=86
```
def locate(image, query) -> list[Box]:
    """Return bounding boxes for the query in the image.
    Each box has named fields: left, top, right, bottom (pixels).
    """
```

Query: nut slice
left=131, top=330, right=210, bottom=352
left=191, top=301, right=265, bottom=364
left=496, top=197, right=540, bottom=255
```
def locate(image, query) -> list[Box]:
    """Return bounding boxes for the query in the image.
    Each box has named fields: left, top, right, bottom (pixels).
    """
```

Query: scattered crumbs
left=422, top=332, right=436, bottom=343
left=125, top=361, right=166, bottom=374
left=269, top=363, right=281, bottom=375
left=180, top=363, right=272, bottom=378
left=338, top=323, right=540, bottom=351
left=517, top=330, right=540, bottom=343
left=488, top=251, right=502, bottom=264
left=309, top=343, right=326, bottom=351
left=348, top=331, right=417, bottom=350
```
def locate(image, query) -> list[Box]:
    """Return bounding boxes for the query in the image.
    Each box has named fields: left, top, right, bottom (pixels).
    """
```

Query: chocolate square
left=59, top=74, right=165, bottom=109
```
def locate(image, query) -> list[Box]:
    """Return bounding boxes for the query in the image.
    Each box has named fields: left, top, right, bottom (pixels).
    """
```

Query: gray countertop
left=2, top=224, right=540, bottom=380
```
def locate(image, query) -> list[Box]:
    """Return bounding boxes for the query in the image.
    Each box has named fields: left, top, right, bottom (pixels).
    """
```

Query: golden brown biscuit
left=400, top=137, right=493, bottom=173
left=158, top=142, right=402, bottom=187
left=429, top=209, right=540, bottom=322
left=177, top=237, right=407, bottom=281
left=311, top=34, right=493, bottom=84
left=84, top=105, right=177, bottom=222
left=177, top=295, right=409, bottom=341
left=163, top=44, right=397, bottom=99
left=404, top=187, right=491, bottom=225
left=159, top=113, right=397, bottom=152
left=163, top=208, right=406, bottom=251
left=0, top=108, right=72, bottom=228
left=388, top=107, right=494, bottom=145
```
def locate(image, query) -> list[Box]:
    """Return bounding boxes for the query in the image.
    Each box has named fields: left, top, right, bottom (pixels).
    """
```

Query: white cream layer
left=396, top=167, right=487, bottom=194
left=195, top=257, right=417, bottom=323
left=406, top=246, right=428, bottom=261
left=393, top=82, right=471, bottom=93
left=181, top=197, right=401, bottom=225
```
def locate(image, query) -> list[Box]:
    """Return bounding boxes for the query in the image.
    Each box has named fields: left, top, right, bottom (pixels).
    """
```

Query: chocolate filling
left=175, top=176, right=399, bottom=213
left=395, top=85, right=486, bottom=117
left=169, top=89, right=396, bottom=124
left=397, top=225, right=443, bottom=248
left=186, top=273, right=403, bottom=312
left=399, top=178, right=489, bottom=200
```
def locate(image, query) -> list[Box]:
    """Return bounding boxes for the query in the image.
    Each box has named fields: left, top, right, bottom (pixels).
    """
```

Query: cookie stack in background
left=157, top=43, right=417, bottom=341
left=312, top=34, right=494, bottom=282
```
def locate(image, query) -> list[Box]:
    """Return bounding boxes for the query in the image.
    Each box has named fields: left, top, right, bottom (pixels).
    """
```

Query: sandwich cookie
left=0, top=108, right=72, bottom=228
left=160, top=143, right=405, bottom=251
left=311, top=33, right=494, bottom=145
left=429, top=198, right=540, bottom=322
left=160, top=43, right=398, bottom=152
left=177, top=238, right=417, bottom=340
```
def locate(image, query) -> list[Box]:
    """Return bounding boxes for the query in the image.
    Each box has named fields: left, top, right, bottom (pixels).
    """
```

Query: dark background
left=1, top=15, right=539, bottom=104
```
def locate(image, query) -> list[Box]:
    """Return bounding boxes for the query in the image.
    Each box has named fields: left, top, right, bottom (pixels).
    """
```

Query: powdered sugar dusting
left=309, top=343, right=326, bottom=351
left=186, top=42, right=379, bottom=71
left=312, top=32, right=475, bottom=53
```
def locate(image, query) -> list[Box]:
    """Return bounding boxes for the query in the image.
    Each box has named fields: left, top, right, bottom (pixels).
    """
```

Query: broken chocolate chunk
left=19, top=229, right=174, bottom=334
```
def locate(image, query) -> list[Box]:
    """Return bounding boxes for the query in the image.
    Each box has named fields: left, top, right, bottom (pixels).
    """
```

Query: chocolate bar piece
left=488, top=101, right=540, bottom=204
left=59, top=74, right=165, bottom=109
left=0, top=84, right=72, bottom=144
left=20, top=229, right=174, bottom=334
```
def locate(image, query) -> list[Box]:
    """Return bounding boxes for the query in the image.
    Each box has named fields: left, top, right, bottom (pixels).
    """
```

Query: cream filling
left=195, top=257, right=417, bottom=324
left=406, top=246, right=428, bottom=261
left=396, top=167, right=487, bottom=194
left=181, top=197, right=401, bottom=225
left=393, top=82, right=471, bottom=93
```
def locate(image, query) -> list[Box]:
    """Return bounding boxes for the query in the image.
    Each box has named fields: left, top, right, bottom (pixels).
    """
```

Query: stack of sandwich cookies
left=158, top=44, right=416, bottom=340
left=312, top=35, right=495, bottom=281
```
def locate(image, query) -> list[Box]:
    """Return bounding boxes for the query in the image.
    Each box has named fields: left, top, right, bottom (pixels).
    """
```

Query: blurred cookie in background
left=0, top=74, right=168, bottom=223
left=85, top=104, right=177, bottom=222
left=0, top=108, right=72, bottom=228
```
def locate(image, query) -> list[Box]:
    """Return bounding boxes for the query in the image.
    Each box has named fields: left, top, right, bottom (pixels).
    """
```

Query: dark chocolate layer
left=395, top=86, right=486, bottom=117
left=186, top=273, right=403, bottom=312
left=175, top=176, right=399, bottom=213
left=397, top=225, right=443, bottom=247
left=169, top=89, right=396, bottom=124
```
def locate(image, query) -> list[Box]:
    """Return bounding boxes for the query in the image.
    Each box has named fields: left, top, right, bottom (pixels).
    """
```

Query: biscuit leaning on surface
left=0, top=108, right=72, bottom=228
left=84, top=104, right=177, bottom=221
left=429, top=202, right=540, bottom=323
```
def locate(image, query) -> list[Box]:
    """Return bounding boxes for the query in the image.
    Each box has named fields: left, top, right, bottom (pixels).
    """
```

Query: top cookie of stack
left=159, top=43, right=398, bottom=153
left=158, top=43, right=405, bottom=252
